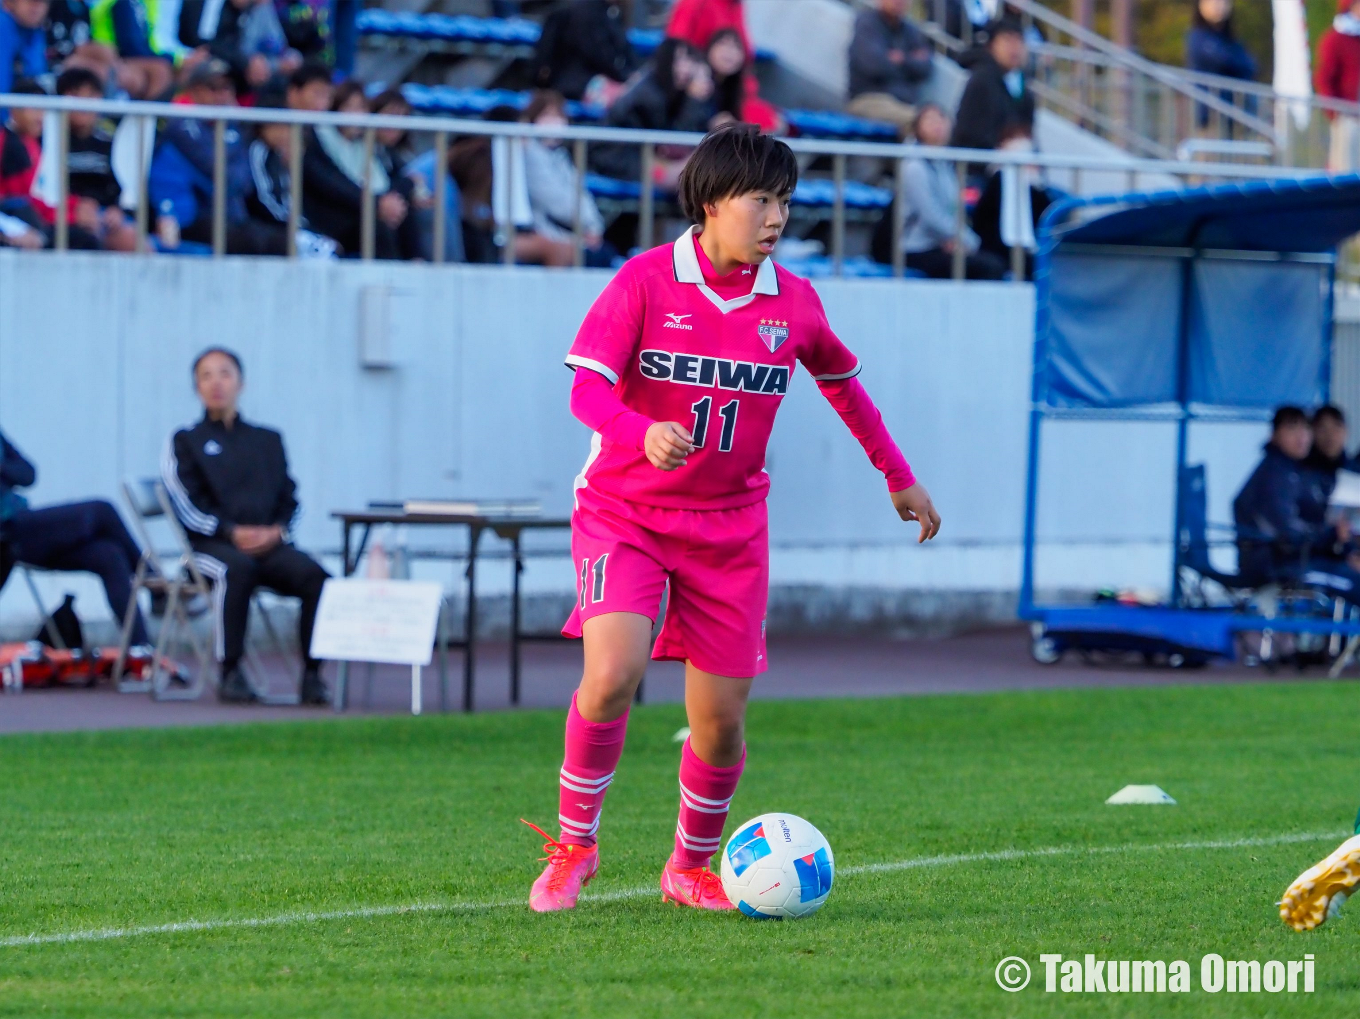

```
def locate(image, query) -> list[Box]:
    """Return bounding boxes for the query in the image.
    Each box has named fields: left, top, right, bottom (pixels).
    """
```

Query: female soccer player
left=524, top=125, right=941, bottom=912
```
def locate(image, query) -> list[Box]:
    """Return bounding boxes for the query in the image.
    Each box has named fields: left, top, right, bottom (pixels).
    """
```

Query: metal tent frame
left=1020, top=173, right=1360, bottom=662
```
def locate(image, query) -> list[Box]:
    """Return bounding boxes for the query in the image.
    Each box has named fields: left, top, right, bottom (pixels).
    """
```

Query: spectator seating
left=390, top=84, right=898, bottom=143
left=776, top=256, right=919, bottom=279
left=356, top=10, right=776, bottom=61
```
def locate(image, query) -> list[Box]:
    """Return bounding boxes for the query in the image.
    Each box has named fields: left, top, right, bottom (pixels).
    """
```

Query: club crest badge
left=758, top=318, right=790, bottom=353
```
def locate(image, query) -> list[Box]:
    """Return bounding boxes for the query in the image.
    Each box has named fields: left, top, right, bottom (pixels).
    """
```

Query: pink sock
left=557, top=692, right=629, bottom=848
left=671, top=738, right=746, bottom=870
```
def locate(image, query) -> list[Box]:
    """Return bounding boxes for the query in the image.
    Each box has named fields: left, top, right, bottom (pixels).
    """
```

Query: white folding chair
left=112, top=478, right=215, bottom=699
left=121, top=478, right=301, bottom=704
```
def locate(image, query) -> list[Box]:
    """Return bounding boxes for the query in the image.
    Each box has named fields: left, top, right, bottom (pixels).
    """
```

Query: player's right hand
left=645, top=421, right=695, bottom=471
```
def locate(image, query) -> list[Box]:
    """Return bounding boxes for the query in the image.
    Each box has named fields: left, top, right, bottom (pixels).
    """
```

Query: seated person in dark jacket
left=242, top=88, right=336, bottom=257
left=846, top=0, right=934, bottom=140
left=163, top=348, right=330, bottom=705
left=1233, top=406, right=1360, bottom=600
left=530, top=0, right=637, bottom=102
left=589, top=37, right=715, bottom=188
left=949, top=18, right=1035, bottom=179
left=301, top=81, right=415, bottom=259
left=969, top=126, right=1054, bottom=280
left=149, top=59, right=288, bottom=255
left=57, top=67, right=140, bottom=251
left=1300, top=405, right=1357, bottom=531
left=0, top=428, right=153, bottom=650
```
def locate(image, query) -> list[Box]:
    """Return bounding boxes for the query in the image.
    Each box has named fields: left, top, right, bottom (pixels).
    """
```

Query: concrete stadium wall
left=0, top=251, right=1272, bottom=639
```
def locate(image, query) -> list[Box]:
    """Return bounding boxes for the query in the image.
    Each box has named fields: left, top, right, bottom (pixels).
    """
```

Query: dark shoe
left=299, top=667, right=330, bottom=706
left=217, top=665, right=259, bottom=704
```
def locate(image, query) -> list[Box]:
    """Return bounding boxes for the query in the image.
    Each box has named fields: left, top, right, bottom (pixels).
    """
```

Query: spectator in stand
left=87, top=0, right=177, bottom=98
left=275, top=0, right=331, bottom=68
left=0, top=0, right=50, bottom=101
left=520, top=90, right=614, bottom=268
left=969, top=125, right=1053, bottom=280
left=150, top=58, right=290, bottom=254
left=47, top=0, right=181, bottom=101
left=530, top=0, right=637, bottom=105
left=872, top=103, right=1004, bottom=280
left=178, top=0, right=302, bottom=101
left=0, top=79, right=94, bottom=248
left=164, top=347, right=331, bottom=705
left=1318, top=0, right=1360, bottom=172
left=1185, top=0, right=1256, bottom=129
left=847, top=0, right=934, bottom=141
left=301, top=80, right=415, bottom=259
left=285, top=59, right=331, bottom=111
left=704, top=28, right=747, bottom=127
left=949, top=17, right=1033, bottom=174
left=590, top=37, right=714, bottom=187
left=58, top=66, right=140, bottom=250
left=0, top=427, right=156, bottom=654
left=448, top=104, right=583, bottom=266
left=372, top=87, right=445, bottom=261
left=666, top=0, right=780, bottom=132
left=241, top=88, right=335, bottom=257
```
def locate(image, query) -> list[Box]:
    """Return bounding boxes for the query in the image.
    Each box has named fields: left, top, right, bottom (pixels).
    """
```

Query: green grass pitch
left=2, top=681, right=1359, bottom=1017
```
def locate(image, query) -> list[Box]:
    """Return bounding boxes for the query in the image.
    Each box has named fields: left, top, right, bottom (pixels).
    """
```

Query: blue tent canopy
left=1020, top=172, right=1356, bottom=650
left=1051, top=173, right=1360, bottom=254
left=1031, top=173, right=1354, bottom=412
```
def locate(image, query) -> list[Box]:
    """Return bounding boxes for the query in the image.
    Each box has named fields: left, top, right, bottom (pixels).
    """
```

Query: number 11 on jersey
left=690, top=396, right=739, bottom=452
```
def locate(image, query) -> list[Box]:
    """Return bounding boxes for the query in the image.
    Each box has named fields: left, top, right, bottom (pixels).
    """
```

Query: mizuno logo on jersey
left=663, top=313, right=693, bottom=330
left=638, top=349, right=790, bottom=394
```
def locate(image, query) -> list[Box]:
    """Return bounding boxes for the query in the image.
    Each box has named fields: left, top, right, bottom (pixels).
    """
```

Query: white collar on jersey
left=672, top=225, right=779, bottom=314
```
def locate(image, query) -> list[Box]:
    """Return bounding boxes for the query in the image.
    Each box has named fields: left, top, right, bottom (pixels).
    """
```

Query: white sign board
left=310, top=579, right=444, bottom=666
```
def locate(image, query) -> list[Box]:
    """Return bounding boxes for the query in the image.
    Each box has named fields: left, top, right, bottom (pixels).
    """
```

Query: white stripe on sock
left=560, top=768, right=613, bottom=789
left=678, top=783, right=733, bottom=808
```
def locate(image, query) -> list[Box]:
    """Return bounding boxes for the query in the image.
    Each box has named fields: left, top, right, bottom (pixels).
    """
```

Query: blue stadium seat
left=775, top=256, right=916, bottom=279
left=389, top=84, right=896, bottom=144
left=784, top=109, right=897, bottom=141
left=356, top=11, right=776, bottom=60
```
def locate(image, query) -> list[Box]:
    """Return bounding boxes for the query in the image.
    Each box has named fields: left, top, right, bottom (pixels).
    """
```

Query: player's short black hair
left=192, top=347, right=244, bottom=379
left=988, top=16, right=1025, bottom=41
left=1314, top=404, right=1346, bottom=426
left=55, top=67, right=103, bottom=96
left=1273, top=405, right=1309, bottom=431
left=677, top=124, right=799, bottom=225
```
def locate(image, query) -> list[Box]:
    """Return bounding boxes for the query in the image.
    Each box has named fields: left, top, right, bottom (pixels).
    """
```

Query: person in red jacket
left=0, top=79, right=91, bottom=247
left=666, top=0, right=781, bottom=132
left=1318, top=0, right=1360, bottom=170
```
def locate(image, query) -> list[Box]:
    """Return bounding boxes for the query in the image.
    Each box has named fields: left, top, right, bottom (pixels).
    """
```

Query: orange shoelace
left=521, top=819, right=580, bottom=893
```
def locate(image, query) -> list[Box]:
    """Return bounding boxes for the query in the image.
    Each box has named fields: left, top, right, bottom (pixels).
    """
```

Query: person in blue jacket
left=149, top=58, right=285, bottom=254
left=0, top=0, right=49, bottom=108
left=1233, top=406, right=1360, bottom=601
left=1186, top=0, right=1257, bottom=128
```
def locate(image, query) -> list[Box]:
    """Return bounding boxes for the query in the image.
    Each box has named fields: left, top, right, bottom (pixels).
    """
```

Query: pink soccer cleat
left=660, top=859, right=736, bottom=910
left=522, top=819, right=599, bottom=913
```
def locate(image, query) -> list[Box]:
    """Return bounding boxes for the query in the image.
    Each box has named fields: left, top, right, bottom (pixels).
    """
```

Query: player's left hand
left=891, top=483, right=941, bottom=543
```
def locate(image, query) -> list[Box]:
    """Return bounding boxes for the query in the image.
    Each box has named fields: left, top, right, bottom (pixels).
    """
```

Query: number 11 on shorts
left=579, top=554, right=608, bottom=608
left=690, top=396, right=739, bottom=452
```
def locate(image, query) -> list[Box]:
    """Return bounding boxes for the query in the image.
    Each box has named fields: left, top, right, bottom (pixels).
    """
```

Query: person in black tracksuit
left=163, top=347, right=329, bottom=704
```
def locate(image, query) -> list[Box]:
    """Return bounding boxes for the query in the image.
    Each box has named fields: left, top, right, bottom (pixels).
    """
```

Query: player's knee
left=692, top=715, right=745, bottom=758
left=578, top=656, right=644, bottom=717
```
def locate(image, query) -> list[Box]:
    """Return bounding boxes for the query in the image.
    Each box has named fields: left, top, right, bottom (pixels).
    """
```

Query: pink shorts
left=562, top=487, right=769, bottom=677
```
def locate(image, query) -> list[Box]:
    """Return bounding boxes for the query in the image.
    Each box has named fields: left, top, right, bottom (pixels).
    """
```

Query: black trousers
left=188, top=538, right=329, bottom=669
left=4, top=500, right=149, bottom=645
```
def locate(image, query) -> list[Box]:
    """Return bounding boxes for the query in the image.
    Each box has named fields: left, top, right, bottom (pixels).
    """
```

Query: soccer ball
left=720, top=813, right=834, bottom=919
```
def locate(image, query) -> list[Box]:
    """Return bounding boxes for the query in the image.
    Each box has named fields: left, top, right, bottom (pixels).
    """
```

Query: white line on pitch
left=0, top=830, right=1343, bottom=949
